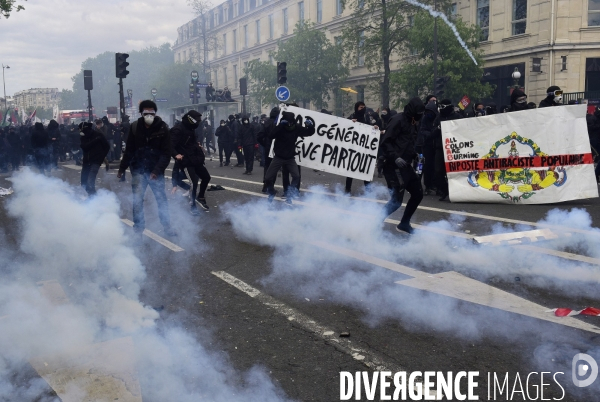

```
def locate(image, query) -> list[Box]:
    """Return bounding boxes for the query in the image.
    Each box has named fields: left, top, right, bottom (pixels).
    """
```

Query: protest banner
left=441, top=105, right=598, bottom=204
left=273, top=104, right=380, bottom=181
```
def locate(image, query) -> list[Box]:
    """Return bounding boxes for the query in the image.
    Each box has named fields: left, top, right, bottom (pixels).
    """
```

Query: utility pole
left=2, top=64, right=10, bottom=117
left=433, top=0, right=438, bottom=95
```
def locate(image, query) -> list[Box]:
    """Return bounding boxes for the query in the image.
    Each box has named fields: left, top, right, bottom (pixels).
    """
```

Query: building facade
left=173, top=0, right=600, bottom=110
left=13, top=88, right=60, bottom=112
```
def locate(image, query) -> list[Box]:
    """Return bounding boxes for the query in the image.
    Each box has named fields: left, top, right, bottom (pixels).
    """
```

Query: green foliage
left=0, top=0, right=25, bottom=19
left=244, top=22, right=348, bottom=110
left=60, top=44, right=176, bottom=115
left=148, top=62, right=207, bottom=109
left=389, top=11, right=493, bottom=107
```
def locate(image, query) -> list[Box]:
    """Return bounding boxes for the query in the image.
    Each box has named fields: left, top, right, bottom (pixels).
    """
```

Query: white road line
left=211, top=271, right=406, bottom=372
left=310, top=241, right=600, bottom=335
left=120, top=219, right=184, bottom=252
left=207, top=174, right=600, bottom=237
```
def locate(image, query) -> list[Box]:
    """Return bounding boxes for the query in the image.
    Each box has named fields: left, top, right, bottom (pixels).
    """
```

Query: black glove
left=395, top=157, right=408, bottom=168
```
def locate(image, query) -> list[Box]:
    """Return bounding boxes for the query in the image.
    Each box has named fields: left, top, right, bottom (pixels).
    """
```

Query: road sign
left=155, top=98, right=168, bottom=102
left=151, top=88, right=158, bottom=97
left=276, top=86, right=290, bottom=102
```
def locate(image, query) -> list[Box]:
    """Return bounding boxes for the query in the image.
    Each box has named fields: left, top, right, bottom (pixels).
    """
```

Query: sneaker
left=164, top=228, right=178, bottom=237
left=181, top=190, right=189, bottom=197
left=196, top=198, right=209, bottom=211
left=285, top=197, right=293, bottom=206
left=243, top=170, right=248, bottom=175
left=438, top=193, right=448, bottom=201
left=247, top=171, right=252, bottom=175
left=396, top=222, right=414, bottom=234
left=190, top=207, right=200, bottom=216
left=235, top=163, right=244, bottom=167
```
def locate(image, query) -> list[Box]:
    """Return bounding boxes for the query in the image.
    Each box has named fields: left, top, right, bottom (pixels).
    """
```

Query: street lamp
left=512, top=67, right=521, bottom=89
left=2, top=64, right=9, bottom=114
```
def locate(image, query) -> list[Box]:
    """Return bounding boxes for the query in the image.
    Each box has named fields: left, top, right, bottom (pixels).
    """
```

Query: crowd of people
left=2, top=83, right=598, bottom=237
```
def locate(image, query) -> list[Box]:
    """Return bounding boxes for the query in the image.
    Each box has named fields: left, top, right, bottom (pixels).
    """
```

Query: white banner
left=441, top=105, right=598, bottom=204
left=274, top=105, right=380, bottom=181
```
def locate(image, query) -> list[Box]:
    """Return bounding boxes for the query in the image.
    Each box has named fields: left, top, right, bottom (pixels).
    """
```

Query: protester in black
left=7, top=127, right=21, bottom=171
left=417, top=101, right=439, bottom=195
left=380, top=97, right=425, bottom=234
left=79, top=122, right=110, bottom=196
left=31, top=123, right=49, bottom=174
left=258, top=107, right=279, bottom=192
left=432, top=99, right=462, bottom=201
left=510, top=89, right=529, bottom=112
left=47, top=120, right=61, bottom=169
left=345, top=101, right=380, bottom=194
left=539, top=86, right=563, bottom=108
left=226, top=114, right=244, bottom=167
left=238, top=115, right=260, bottom=175
left=117, top=100, right=176, bottom=236
left=170, top=110, right=211, bottom=215
left=215, top=119, right=233, bottom=166
left=264, top=111, right=315, bottom=204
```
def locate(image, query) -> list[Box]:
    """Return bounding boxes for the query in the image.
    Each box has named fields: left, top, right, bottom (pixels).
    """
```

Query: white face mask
left=80, top=131, right=85, bottom=136
left=554, top=95, right=563, bottom=103
left=144, top=115, right=155, bottom=125
left=220, top=123, right=225, bottom=127
left=381, top=112, right=387, bottom=116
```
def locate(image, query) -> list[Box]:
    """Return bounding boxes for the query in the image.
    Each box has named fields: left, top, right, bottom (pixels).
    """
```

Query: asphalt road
left=2, top=157, right=600, bottom=402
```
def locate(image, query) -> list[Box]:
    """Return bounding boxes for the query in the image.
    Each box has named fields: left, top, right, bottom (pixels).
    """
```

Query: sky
left=1, top=0, right=217, bottom=96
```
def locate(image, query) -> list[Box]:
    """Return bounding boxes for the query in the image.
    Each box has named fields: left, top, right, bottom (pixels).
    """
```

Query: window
left=269, top=14, right=274, bottom=39
left=177, top=53, right=181, bottom=62
left=233, top=29, right=238, bottom=52
left=562, top=55, right=567, bottom=71
left=256, top=19, right=261, bottom=43
left=215, top=70, right=219, bottom=88
left=317, top=0, right=322, bottom=22
left=590, top=0, right=600, bottom=26
left=477, top=0, right=489, bottom=41
left=234, top=65, right=238, bottom=87
left=234, top=2, right=238, bottom=17
left=357, top=30, right=365, bottom=67
left=586, top=58, right=600, bottom=91
left=224, top=7, right=228, bottom=22
left=299, top=1, right=305, bottom=27
left=244, top=24, right=249, bottom=47
left=183, top=50, right=187, bottom=61
left=283, top=8, right=289, bottom=34
left=512, top=0, right=527, bottom=35
left=224, top=67, right=228, bottom=87
left=336, top=0, right=343, bottom=15
left=449, top=3, right=457, bottom=18
left=357, top=86, right=365, bottom=102
left=223, top=33, right=227, bottom=54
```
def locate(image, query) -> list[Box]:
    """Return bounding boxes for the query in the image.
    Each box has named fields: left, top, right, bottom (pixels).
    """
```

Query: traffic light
left=277, top=62, right=287, bottom=85
left=84, top=70, right=93, bottom=90
left=239, top=77, right=248, bottom=96
left=115, top=53, right=130, bottom=79
left=434, top=76, right=450, bottom=97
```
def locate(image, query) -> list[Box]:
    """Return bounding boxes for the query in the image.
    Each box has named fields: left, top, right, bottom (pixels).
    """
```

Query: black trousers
left=184, top=164, right=211, bottom=202
left=243, top=145, right=255, bottom=172
left=345, top=178, right=371, bottom=193
left=283, top=165, right=301, bottom=195
left=265, top=157, right=300, bottom=197
left=218, top=143, right=230, bottom=165
left=434, top=148, right=448, bottom=196
left=81, top=163, right=101, bottom=196
left=382, top=164, right=423, bottom=224
left=234, top=146, right=244, bottom=165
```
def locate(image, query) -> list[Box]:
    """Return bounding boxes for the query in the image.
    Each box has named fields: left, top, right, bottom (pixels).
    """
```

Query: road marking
left=120, top=219, right=184, bottom=252
left=207, top=174, right=600, bottom=238
left=473, top=228, right=564, bottom=246
left=310, top=242, right=600, bottom=335
left=211, top=271, right=406, bottom=372
left=63, top=164, right=82, bottom=171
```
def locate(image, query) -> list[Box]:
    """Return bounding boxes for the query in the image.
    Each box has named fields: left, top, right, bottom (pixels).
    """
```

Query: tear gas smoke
left=0, top=170, right=288, bottom=401
left=405, top=0, right=479, bottom=66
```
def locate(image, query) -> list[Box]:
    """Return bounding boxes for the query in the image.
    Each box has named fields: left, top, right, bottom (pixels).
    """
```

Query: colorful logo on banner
left=446, top=132, right=586, bottom=202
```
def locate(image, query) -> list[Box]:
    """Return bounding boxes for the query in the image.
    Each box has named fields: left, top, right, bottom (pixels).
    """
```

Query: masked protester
left=117, top=100, right=176, bottom=237
left=379, top=97, right=425, bottom=234
left=79, top=122, right=110, bottom=196
left=485, top=103, right=497, bottom=115
left=31, top=122, right=50, bottom=175
left=539, top=86, right=563, bottom=108
left=264, top=111, right=316, bottom=205
left=237, top=115, right=261, bottom=175
left=417, top=101, right=439, bottom=195
left=474, top=103, right=485, bottom=117
left=432, top=99, right=462, bottom=201
left=7, top=127, right=21, bottom=171
left=226, top=114, right=244, bottom=167
left=205, top=82, right=216, bottom=102
left=510, top=89, right=529, bottom=112
left=257, top=107, right=280, bottom=192
left=215, top=119, right=234, bottom=167
left=345, top=101, right=380, bottom=194
left=170, top=110, right=211, bottom=215
left=47, top=119, right=61, bottom=169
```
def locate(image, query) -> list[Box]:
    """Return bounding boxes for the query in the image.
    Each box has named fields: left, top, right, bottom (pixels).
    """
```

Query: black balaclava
left=182, top=110, right=202, bottom=130
left=281, top=111, right=296, bottom=129
left=439, top=99, right=454, bottom=118
left=404, top=97, right=425, bottom=124
left=546, top=85, right=562, bottom=104
left=269, top=107, right=280, bottom=119
left=228, top=115, right=235, bottom=121
left=510, top=89, right=528, bottom=111
left=486, top=103, right=497, bottom=115
left=354, top=101, right=366, bottom=119
left=242, top=115, right=250, bottom=125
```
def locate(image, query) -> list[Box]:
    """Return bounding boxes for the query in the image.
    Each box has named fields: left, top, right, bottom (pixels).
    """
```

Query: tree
left=1, top=0, right=25, bottom=19
left=341, top=0, right=417, bottom=108
left=243, top=60, right=276, bottom=111
left=187, top=0, right=220, bottom=76
left=389, top=10, right=493, bottom=107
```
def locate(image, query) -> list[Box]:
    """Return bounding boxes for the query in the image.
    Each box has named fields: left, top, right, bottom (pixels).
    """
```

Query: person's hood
left=48, top=120, right=59, bottom=130
left=546, top=85, right=561, bottom=98
left=102, top=116, right=109, bottom=122
left=510, top=89, right=527, bottom=105
left=34, top=122, right=44, bottom=131
left=424, top=101, right=439, bottom=118
left=269, top=107, right=280, bottom=119
left=281, top=111, right=295, bottom=123
left=403, top=97, right=425, bottom=120
left=354, top=101, right=366, bottom=116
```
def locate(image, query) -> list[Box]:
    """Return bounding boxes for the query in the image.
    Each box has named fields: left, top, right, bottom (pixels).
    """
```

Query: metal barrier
left=563, top=91, right=600, bottom=104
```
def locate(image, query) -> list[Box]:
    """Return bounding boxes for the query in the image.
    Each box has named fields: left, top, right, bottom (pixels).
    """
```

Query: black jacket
left=348, top=109, right=381, bottom=128
left=380, top=98, right=425, bottom=163
left=227, top=119, right=241, bottom=144
left=432, top=109, right=462, bottom=149
left=417, top=102, right=439, bottom=149
left=119, top=116, right=171, bottom=176
left=238, top=122, right=259, bottom=147
left=587, top=113, right=600, bottom=144
left=269, top=123, right=315, bottom=160
left=81, top=128, right=110, bottom=165
left=539, top=97, right=560, bottom=108
left=31, top=124, right=49, bottom=150
left=215, top=125, right=234, bottom=144
left=170, top=122, right=205, bottom=167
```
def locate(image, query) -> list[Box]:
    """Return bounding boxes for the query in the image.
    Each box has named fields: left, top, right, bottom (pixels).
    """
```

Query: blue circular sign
left=276, top=86, right=290, bottom=102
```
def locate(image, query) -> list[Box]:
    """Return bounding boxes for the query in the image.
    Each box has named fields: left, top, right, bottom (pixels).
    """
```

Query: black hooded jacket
left=539, top=97, right=560, bottom=108
left=432, top=105, right=462, bottom=149
left=81, top=125, right=110, bottom=165
left=380, top=97, right=425, bottom=163
left=510, top=89, right=529, bottom=112
left=348, top=103, right=382, bottom=127
left=269, top=111, right=315, bottom=160
left=31, top=123, right=49, bottom=150
left=215, top=124, right=234, bottom=144
left=257, top=107, right=280, bottom=154
left=119, top=116, right=171, bottom=176
left=238, top=117, right=260, bottom=147
left=417, top=102, right=439, bottom=148
left=170, top=121, right=205, bottom=167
